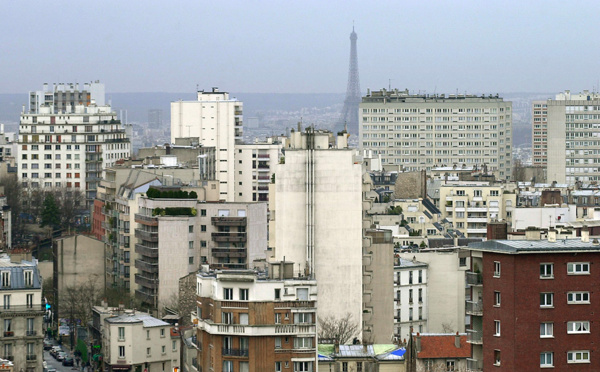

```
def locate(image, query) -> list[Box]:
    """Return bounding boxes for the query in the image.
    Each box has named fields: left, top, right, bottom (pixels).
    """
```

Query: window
left=493, top=261, right=501, bottom=277
left=1, top=272, right=10, bottom=287
left=418, top=270, right=423, bottom=283
left=160, top=328, right=165, bottom=337
left=540, top=293, right=553, bottom=308
left=567, top=321, right=590, bottom=334
left=567, top=350, right=590, bottom=363
left=567, top=291, right=590, bottom=304
left=223, top=361, right=233, bottom=372
left=222, top=312, right=233, bottom=324
left=118, top=327, right=125, bottom=340
left=540, top=263, right=553, bottom=279
left=446, top=360, right=455, bottom=371
left=201, top=225, right=206, bottom=232
left=239, top=313, right=249, bottom=325
left=188, top=256, right=194, bottom=264
left=119, top=346, right=125, bottom=358
left=240, top=362, right=249, bottom=372
left=275, top=337, right=282, bottom=348
left=275, top=362, right=282, bottom=372
left=240, top=288, right=249, bottom=301
left=568, top=262, right=590, bottom=275
left=494, top=350, right=501, bottom=366
left=4, top=319, right=11, bottom=333
left=223, top=288, right=233, bottom=300
left=26, top=318, right=34, bottom=333
left=494, top=291, right=501, bottom=306
left=540, top=322, right=553, bottom=338
left=200, top=209, right=206, bottom=216
left=189, top=241, right=194, bottom=249
left=409, top=271, right=413, bottom=284
left=294, top=313, right=312, bottom=324
left=146, top=347, right=151, bottom=356
left=188, top=225, right=193, bottom=233
left=146, top=330, right=150, bottom=340
left=293, top=337, right=313, bottom=349
left=342, top=362, right=348, bottom=372
left=3, top=295, right=9, bottom=309
left=540, top=352, right=553, bottom=367
left=275, top=313, right=282, bottom=324
left=294, top=361, right=312, bottom=372
left=162, top=345, right=166, bottom=354
left=494, top=320, right=501, bottom=336
left=274, top=288, right=281, bottom=300
left=357, top=362, right=363, bottom=372
left=26, top=294, right=33, bottom=308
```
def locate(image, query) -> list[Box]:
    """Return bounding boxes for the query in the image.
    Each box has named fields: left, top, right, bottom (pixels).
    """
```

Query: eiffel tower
left=337, top=26, right=361, bottom=134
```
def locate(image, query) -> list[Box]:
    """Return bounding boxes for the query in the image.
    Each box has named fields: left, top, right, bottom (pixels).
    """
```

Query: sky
left=2, top=0, right=600, bottom=94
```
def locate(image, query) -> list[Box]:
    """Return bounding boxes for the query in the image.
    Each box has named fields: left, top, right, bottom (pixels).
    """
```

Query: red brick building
left=466, top=233, right=600, bottom=371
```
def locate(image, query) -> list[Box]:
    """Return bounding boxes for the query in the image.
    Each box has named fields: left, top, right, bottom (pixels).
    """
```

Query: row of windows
left=22, top=173, right=80, bottom=179
left=494, top=261, right=590, bottom=278
left=494, top=290, right=590, bottom=307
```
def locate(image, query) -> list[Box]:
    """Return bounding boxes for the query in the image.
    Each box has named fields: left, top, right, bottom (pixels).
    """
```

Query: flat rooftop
left=467, top=239, right=600, bottom=254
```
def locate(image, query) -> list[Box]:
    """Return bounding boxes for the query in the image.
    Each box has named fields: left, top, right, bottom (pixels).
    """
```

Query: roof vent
left=593, top=239, right=599, bottom=246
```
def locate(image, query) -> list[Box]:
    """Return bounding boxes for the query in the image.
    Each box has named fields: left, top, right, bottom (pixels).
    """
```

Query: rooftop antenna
left=389, top=79, right=392, bottom=91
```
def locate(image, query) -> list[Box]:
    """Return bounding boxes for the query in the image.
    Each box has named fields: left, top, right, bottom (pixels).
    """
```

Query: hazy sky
left=2, top=0, right=600, bottom=94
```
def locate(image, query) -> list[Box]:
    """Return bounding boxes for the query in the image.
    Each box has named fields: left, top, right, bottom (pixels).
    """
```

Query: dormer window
left=1, top=272, right=10, bottom=288
left=24, top=271, right=33, bottom=287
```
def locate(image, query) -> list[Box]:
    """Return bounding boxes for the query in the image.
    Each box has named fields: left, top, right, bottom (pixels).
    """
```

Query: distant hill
left=0, top=92, right=345, bottom=124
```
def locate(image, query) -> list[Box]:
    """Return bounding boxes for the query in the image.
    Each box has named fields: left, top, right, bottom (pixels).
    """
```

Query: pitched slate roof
left=416, top=333, right=470, bottom=359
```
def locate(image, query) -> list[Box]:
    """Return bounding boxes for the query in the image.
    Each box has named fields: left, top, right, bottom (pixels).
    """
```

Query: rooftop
left=318, top=344, right=401, bottom=359
left=415, top=333, right=470, bottom=359
left=105, top=312, right=170, bottom=328
left=395, top=257, right=428, bottom=269
left=467, top=239, right=600, bottom=254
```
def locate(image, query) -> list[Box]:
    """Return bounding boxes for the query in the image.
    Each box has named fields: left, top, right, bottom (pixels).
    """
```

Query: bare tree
left=512, top=158, right=526, bottom=182
left=54, top=188, right=85, bottom=231
left=318, top=312, right=359, bottom=344
left=60, top=276, right=103, bottom=335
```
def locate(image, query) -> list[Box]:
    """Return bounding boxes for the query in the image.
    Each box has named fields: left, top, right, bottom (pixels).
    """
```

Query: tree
left=512, top=158, right=526, bottom=182
left=318, top=312, right=359, bottom=344
left=59, top=276, right=103, bottom=348
left=41, top=194, right=60, bottom=229
left=0, top=174, right=23, bottom=238
left=54, top=188, right=85, bottom=231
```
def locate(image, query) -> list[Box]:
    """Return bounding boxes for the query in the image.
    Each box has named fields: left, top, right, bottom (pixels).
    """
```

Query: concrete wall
left=54, top=234, right=105, bottom=293
left=400, top=250, right=466, bottom=334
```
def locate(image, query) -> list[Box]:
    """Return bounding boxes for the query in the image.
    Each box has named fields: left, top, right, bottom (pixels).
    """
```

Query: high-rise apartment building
left=532, top=90, right=600, bottom=184
left=148, top=109, right=163, bottom=129
left=29, top=81, right=105, bottom=114
left=360, top=89, right=513, bottom=180
left=19, top=83, right=130, bottom=207
left=193, top=263, right=317, bottom=372
left=171, top=88, right=243, bottom=201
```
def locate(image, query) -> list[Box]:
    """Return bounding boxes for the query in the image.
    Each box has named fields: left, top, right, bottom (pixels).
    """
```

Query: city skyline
left=2, top=1, right=600, bottom=94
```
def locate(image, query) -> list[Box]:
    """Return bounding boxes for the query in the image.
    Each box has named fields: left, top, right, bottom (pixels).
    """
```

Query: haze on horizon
left=2, top=0, right=600, bottom=95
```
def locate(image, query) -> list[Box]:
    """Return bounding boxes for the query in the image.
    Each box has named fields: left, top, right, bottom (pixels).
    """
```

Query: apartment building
left=233, top=140, right=282, bottom=203
left=18, top=88, right=131, bottom=206
left=394, top=258, right=428, bottom=341
left=410, top=333, right=470, bottom=372
left=465, top=233, right=600, bottom=371
left=533, top=90, right=600, bottom=184
left=0, top=255, right=44, bottom=372
left=440, top=182, right=516, bottom=238
left=102, top=311, right=178, bottom=372
left=360, top=89, right=513, bottom=180
left=134, top=193, right=267, bottom=313
left=270, top=128, right=364, bottom=331
left=171, top=88, right=243, bottom=201
left=28, top=81, right=105, bottom=114
left=193, top=263, right=317, bottom=372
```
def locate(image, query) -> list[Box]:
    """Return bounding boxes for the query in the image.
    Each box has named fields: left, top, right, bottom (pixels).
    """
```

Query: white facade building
left=394, top=257, right=428, bottom=341
left=360, top=89, right=513, bottom=180
left=233, top=140, right=282, bottom=203
left=18, top=98, right=131, bottom=206
left=171, top=88, right=243, bottom=201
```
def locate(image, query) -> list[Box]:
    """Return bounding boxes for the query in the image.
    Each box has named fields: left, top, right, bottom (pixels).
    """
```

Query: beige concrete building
left=103, top=311, right=179, bottom=372
left=233, top=140, right=282, bottom=203
left=533, top=90, right=600, bottom=184
left=360, top=89, right=513, bottom=180
left=393, top=257, right=428, bottom=342
left=270, top=128, right=364, bottom=333
left=0, top=255, right=44, bottom=372
left=439, top=182, right=516, bottom=238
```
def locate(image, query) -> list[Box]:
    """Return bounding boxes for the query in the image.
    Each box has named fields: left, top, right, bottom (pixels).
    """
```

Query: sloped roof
left=416, top=334, right=470, bottom=359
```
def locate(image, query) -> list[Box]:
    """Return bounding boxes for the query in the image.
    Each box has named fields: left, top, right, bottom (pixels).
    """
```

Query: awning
left=111, top=365, right=131, bottom=370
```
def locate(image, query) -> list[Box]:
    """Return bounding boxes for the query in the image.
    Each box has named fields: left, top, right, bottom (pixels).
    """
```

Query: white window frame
left=118, top=327, right=125, bottom=341
left=223, top=288, right=233, bottom=300
left=540, top=352, right=553, bottom=367
left=239, top=288, right=249, bottom=301
left=494, top=320, right=501, bottom=336
left=494, top=350, right=501, bottom=366
left=567, top=262, right=590, bottom=275
left=494, top=291, right=501, bottom=307
left=540, top=322, right=553, bottom=338
left=493, top=261, right=501, bottom=277
left=567, top=291, right=590, bottom=304
left=118, top=346, right=125, bottom=359
left=540, top=263, right=553, bottom=279
left=567, top=350, right=590, bottom=364
left=567, top=321, right=590, bottom=334
left=540, top=293, right=553, bottom=308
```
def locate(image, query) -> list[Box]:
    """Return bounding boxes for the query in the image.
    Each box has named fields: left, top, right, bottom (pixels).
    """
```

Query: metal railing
left=222, top=348, right=249, bottom=357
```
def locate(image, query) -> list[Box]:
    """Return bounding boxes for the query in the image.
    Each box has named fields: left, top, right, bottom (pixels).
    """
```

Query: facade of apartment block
left=193, top=265, right=317, bottom=372
left=359, top=89, right=512, bottom=180
left=394, top=258, right=428, bottom=342
left=466, top=235, right=600, bottom=371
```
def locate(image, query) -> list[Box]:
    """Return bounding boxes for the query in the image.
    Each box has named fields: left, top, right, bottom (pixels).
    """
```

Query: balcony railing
left=211, top=232, right=247, bottom=242
left=26, top=355, right=37, bottom=361
left=26, top=330, right=37, bottom=336
left=212, top=248, right=247, bottom=258
left=3, top=356, right=13, bottom=361
left=135, top=229, right=159, bottom=242
left=135, top=274, right=159, bottom=289
left=211, top=217, right=247, bottom=227
left=222, top=348, right=249, bottom=357
left=135, top=243, right=159, bottom=258
left=135, top=213, right=158, bottom=226
left=467, top=358, right=483, bottom=372
left=466, top=271, right=483, bottom=286
left=466, top=300, right=483, bottom=316
left=135, top=259, right=159, bottom=273
left=0, top=304, right=45, bottom=313
left=467, top=329, right=482, bottom=344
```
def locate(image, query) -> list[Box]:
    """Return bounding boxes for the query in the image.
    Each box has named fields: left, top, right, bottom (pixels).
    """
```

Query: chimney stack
left=581, top=226, right=590, bottom=243
left=334, top=340, right=340, bottom=354
left=455, top=332, right=461, bottom=348
left=415, top=332, right=421, bottom=353
left=548, top=229, right=557, bottom=243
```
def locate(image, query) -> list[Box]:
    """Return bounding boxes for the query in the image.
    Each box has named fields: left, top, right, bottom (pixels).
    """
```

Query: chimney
left=415, top=332, right=421, bottom=353
left=548, top=229, right=557, bottom=243
left=334, top=340, right=340, bottom=354
left=102, top=298, right=108, bottom=310
left=455, top=332, right=461, bottom=348
left=582, top=226, right=590, bottom=243
left=363, top=343, right=368, bottom=353
left=526, top=229, right=541, bottom=241
left=593, top=239, right=600, bottom=246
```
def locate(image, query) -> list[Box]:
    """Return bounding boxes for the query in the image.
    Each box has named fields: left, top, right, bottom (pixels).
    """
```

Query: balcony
left=466, top=217, right=488, bottom=223
left=211, top=217, right=247, bottom=227
left=135, top=274, right=159, bottom=289
left=135, top=213, right=158, bottom=226
left=222, top=348, right=249, bottom=357
left=212, top=248, right=247, bottom=258
left=26, top=354, right=37, bottom=361
left=466, top=300, right=483, bottom=316
left=135, top=243, right=159, bottom=258
left=467, top=358, right=483, bottom=372
left=135, top=259, right=159, bottom=273
left=467, top=329, right=482, bottom=344
left=466, top=271, right=483, bottom=286
left=257, top=154, right=270, bottom=159
left=211, top=232, right=247, bottom=243
left=198, top=320, right=316, bottom=336
left=135, top=229, right=159, bottom=242
left=26, top=330, right=37, bottom=337
left=3, top=356, right=12, bottom=361
left=3, top=331, right=13, bottom=337
left=135, top=288, right=157, bottom=303
left=0, top=304, right=45, bottom=314
left=466, top=228, right=487, bottom=235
